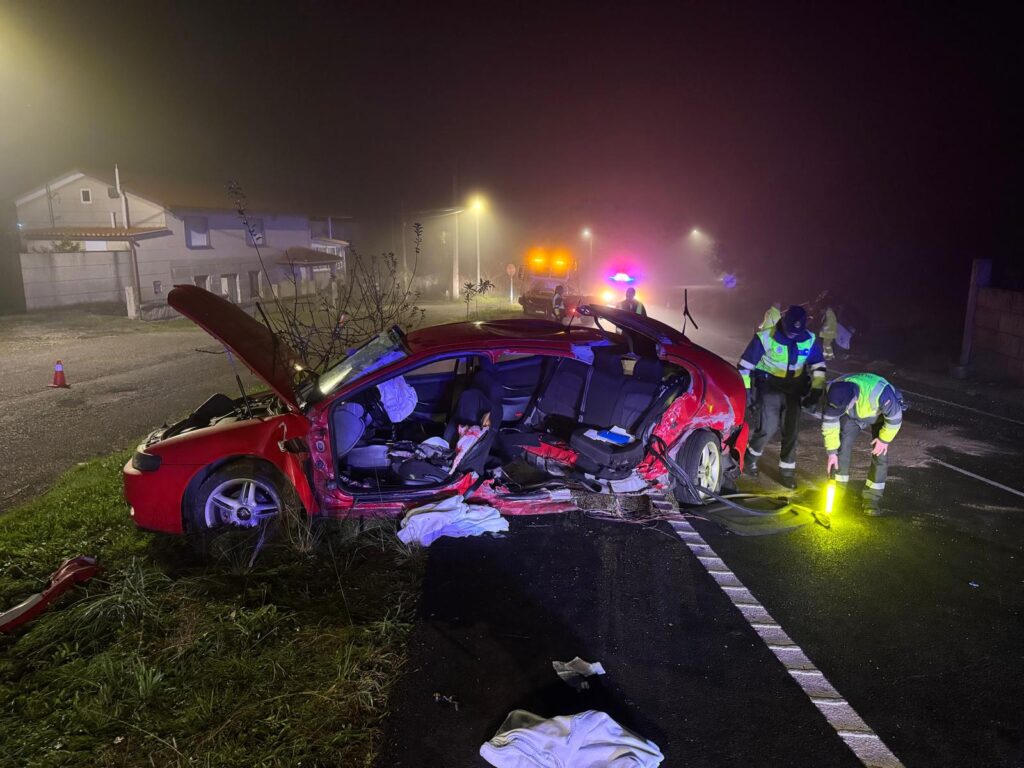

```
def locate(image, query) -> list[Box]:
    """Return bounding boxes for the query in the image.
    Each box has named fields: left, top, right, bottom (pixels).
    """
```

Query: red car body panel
left=125, top=289, right=746, bottom=535
left=125, top=411, right=315, bottom=534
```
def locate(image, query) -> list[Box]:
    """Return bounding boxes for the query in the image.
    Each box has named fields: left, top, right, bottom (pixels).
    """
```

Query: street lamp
left=470, top=195, right=487, bottom=284
left=580, top=227, right=592, bottom=281
left=691, top=227, right=701, bottom=237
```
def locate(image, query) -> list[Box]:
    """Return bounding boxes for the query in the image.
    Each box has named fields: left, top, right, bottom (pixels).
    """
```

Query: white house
left=14, top=169, right=348, bottom=312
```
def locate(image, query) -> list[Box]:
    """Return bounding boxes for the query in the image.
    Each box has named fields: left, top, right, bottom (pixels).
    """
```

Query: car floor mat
left=695, top=500, right=817, bottom=536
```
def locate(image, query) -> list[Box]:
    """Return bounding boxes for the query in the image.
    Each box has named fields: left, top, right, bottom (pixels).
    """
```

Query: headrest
left=631, top=357, right=663, bottom=381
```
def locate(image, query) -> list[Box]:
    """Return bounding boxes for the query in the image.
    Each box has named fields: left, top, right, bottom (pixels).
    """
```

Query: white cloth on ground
left=396, top=494, right=508, bottom=547
left=377, top=375, right=417, bottom=422
left=479, top=709, right=664, bottom=768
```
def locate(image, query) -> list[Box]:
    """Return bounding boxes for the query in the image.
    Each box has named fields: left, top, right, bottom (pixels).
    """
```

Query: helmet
left=781, top=305, right=807, bottom=338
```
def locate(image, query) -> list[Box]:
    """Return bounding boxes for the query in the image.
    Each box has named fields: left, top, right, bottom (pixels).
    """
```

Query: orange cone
left=48, top=360, right=70, bottom=389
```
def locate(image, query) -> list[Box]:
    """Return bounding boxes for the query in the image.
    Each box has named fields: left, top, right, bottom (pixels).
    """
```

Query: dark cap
left=782, top=305, right=807, bottom=336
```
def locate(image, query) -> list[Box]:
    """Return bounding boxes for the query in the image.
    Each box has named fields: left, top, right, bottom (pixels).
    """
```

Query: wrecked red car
left=124, top=285, right=747, bottom=536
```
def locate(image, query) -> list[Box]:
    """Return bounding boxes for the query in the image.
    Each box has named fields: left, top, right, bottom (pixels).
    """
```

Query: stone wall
left=973, top=287, right=1024, bottom=383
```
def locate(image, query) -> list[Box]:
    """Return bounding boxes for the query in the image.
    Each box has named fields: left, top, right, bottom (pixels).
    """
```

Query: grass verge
left=0, top=451, right=423, bottom=768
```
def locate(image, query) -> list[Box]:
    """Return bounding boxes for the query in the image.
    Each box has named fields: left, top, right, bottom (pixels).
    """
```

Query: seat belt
left=576, top=364, right=596, bottom=423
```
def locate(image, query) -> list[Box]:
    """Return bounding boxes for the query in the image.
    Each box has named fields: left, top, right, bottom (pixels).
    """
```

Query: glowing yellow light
left=601, top=290, right=616, bottom=304
left=824, top=481, right=836, bottom=514
left=581, top=228, right=591, bottom=238
left=470, top=195, right=487, bottom=213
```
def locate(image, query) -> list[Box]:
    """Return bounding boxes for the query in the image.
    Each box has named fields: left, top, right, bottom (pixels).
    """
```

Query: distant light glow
left=610, top=272, right=635, bottom=283
left=469, top=194, right=487, bottom=213
left=722, top=273, right=737, bottom=289
left=601, top=289, right=616, bottom=304
left=691, top=228, right=701, bottom=236
left=581, top=227, right=592, bottom=238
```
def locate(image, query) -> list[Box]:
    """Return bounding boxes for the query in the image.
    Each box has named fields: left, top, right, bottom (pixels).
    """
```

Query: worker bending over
left=822, top=373, right=904, bottom=515
left=618, top=286, right=647, bottom=316
left=738, top=305, right=826, bottom=488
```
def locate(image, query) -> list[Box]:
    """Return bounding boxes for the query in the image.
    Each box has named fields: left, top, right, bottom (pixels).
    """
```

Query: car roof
left=405, top=318, right=606, bottom=353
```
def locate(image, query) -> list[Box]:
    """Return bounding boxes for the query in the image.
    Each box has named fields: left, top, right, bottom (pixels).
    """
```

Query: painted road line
left=662, top=508, right=905, bottom=768
left=931, top=459, right=1024, bottom=500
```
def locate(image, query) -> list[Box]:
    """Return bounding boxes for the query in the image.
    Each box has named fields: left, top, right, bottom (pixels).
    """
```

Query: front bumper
left=123, top=460, right=197, bottom=534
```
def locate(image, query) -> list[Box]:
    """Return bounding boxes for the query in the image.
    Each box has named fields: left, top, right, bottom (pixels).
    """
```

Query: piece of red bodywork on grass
left=472, top=480, right=578, bottom=515
left=0, top=556, right=102, bottom=633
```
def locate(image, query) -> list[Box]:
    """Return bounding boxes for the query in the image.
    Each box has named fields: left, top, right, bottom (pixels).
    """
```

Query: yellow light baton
left=824, top=469, right=837, bottom=515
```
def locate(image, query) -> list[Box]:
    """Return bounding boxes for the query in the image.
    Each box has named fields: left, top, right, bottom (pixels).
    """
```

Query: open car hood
left=577, top=304, right=685, bottom=345
left=168, top=285, right=302, bottom=410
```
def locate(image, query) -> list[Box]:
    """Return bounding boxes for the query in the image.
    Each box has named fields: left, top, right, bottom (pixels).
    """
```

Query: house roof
left=21, top=226, right=171, bottom=241
left=277, top=247, right=343, bottom=266
left=15, top=169, right=350, bottom=219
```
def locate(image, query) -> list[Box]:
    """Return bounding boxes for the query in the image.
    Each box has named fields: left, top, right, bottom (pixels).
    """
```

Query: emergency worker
left=820, top=306, right=838, bottom=360
left=822, top=373, right=904, bottom=515
left=758, top=302, right=782, bottom=333
left=551, top=284, right=566, bottom=320
left=618, top=286, right=647, bottom=316
left=738, top=305, right=826, bottom=488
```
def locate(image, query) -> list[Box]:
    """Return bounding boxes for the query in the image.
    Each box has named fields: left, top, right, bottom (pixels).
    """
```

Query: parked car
left=518, top=277, right=594, bottom=319
left=124, top=286, right=748, bottom=538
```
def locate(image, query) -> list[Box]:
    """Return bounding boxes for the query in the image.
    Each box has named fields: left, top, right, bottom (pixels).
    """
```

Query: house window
left=80, top=189, right=92, bottom=204
left=185, top=216, right=210, bottom=249
left=246, top=218, right=265, bottom=247
left=248, top=270, right=261, bottom=298
left=194, top=274, right=209, bottom=290
left=153, top=280, right=162, bottom=296
left=220, top=273, right=240, bottom=302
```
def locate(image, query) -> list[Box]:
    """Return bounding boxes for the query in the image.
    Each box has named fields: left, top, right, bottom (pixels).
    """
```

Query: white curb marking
left=666, top=507, right=905, bottom=768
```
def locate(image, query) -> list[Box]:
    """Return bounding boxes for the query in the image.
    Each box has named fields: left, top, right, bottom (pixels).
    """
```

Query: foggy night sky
left=1, top=0, right=1021, bottom=303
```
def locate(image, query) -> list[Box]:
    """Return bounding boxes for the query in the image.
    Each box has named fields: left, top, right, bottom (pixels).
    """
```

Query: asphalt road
left=0, top=320, right=261, bottom=511
left=380, top=302, right=1024, bottom=767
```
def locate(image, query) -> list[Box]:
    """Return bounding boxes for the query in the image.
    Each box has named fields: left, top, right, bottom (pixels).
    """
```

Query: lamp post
left=580, top=227, right=592, bottom=283
left=470, top=195, right=486, bottom=285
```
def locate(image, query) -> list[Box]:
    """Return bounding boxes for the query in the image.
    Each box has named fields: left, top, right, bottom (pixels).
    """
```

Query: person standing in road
left=820, top=305, right=838, bottom=361
left=738, top=305, right=826, bottom=489
left=758, top=302, right=782, bottom=333
left=551, top=284, right=566, bottom=321
left=822, top=372, right=904, bottom=515
left=618, top=286, right=647, bottom=316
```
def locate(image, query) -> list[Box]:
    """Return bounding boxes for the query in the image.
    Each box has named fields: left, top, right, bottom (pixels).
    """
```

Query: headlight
left=131, top=450, right=162, bottom=472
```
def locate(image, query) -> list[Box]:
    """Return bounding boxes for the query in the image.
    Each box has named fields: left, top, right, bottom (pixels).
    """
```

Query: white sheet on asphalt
left=396, top=494, right=508, bottom=547
left=479, top=709, right=664, bottom=767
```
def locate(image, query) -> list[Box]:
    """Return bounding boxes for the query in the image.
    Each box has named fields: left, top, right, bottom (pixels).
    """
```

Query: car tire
left=672, top=430, right=723, bottom=506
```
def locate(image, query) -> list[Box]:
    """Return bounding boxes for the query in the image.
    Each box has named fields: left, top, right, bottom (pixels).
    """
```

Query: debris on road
left=433, top=692, right=460, bottom=711
left=396, top=495, right=508, bottom=547
left=480, top=709, right=664, bottom=767
left=552, top=656, right=607, bottom=691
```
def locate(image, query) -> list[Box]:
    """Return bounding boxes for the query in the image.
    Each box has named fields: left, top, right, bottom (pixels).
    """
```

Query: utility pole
left=115, top=164, right=142, bottom=318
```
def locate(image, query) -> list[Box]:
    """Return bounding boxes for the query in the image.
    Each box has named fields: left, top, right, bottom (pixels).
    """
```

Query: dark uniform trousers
left=836, top=415, right=888, bottom=503
left=747, top=382, right=801, bottom=469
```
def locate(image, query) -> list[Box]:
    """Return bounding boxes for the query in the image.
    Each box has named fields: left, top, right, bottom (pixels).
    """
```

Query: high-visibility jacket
left=820, top=308, right=838, bottom=341
left=758, top=305, right=782, bottom=333
left=618, top=298, right=647, bottom=317
left=737, top=327, right=826, bottom=391
left=822, top=373, right=903, bottom=452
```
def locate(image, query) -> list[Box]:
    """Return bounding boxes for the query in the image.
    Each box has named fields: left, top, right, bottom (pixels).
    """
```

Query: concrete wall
left=973, top=287, right=1024, bottom=383
left=20, top=250, right=134, bottom=309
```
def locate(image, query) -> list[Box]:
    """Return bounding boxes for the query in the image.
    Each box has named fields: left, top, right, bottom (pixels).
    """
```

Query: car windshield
left=316, top=326, right=409, bottom=397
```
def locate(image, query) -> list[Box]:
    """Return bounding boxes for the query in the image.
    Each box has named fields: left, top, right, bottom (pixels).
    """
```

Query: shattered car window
left=317, top=327, right=409, bottom=396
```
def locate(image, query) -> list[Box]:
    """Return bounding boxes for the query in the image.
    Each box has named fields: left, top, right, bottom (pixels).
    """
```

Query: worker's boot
left=744, top=451, right=759, bottom=477
left=863, top=492, right=884, bottom=516
left=780, top=470, right=798, bottom=490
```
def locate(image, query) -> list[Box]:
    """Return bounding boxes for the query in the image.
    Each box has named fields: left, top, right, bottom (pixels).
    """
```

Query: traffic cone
left=48, top=360, right=70, bottom=389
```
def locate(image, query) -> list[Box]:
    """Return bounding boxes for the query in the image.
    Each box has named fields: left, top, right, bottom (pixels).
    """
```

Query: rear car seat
left=569, top=353, right=664, bottom=479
